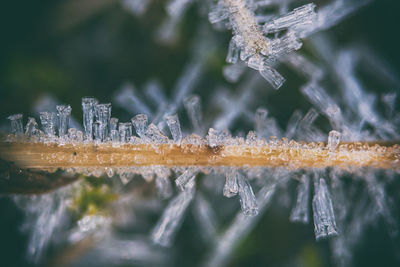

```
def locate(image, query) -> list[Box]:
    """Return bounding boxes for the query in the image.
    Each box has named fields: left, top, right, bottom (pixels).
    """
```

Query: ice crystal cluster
left=1, top=0, right=400, bottom=266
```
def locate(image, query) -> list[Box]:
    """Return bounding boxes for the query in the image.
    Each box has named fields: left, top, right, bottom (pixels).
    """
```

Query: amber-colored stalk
left=0, top=140, right=399, bottom=172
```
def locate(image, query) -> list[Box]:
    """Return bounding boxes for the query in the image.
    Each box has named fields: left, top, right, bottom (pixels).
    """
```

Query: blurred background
left=0, top=0, right=399, bottom=266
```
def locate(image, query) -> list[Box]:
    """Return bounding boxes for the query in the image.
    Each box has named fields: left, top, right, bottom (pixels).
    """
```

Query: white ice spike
left=290, top=174, right=310, bottom=224
left=312, top=176, right=338, bottom=240
left=223, top=168, right=239, bottom=198
left=237, top=172, right=259, bottom=216
left=8, top=114, right=23, bottom=136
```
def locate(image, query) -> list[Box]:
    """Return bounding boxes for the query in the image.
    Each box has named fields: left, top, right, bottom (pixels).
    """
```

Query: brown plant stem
left=1, top=140, right=399, bottom=172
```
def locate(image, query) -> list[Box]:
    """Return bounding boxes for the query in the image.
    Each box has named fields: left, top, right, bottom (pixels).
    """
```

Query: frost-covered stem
left=224, top=0, right=268, bottom=55
left=0, top=140, right=398, bottom=171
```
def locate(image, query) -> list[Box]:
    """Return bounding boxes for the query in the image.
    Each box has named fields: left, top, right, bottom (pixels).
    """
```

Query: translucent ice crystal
left=110, top=129, right=119, bottom=143
left=312, top=177, right=338, bottom=240
left=93, top=121, right=102, bottom=142
left=7, top=114, right=23, bottom=136
left=165, top=114, right=182, bottom=144
left=184, top=95, right=203, bottom=134
left=267, top=31, right=302, bottom=57
left=207, top=128, right=229, bottom=148
left=223, top=168, right=239, bottom=198
left=255, top=107, right=268, bottom=134
left=175, top=168, right=197, bottom=191
left=39, top=112, right=56, bottom=138
left=132, top=114, right=148, bottom=139
left=237, top=172, right=258, bottom=216
left=118, top=122, right=133, bottom=143
left=145, top=124, right=169, bottom=143
left=155, top=175, right=173, bottom=199
left=290, top=175, right=310, bottom=224
left=226, top=38, right=240, bottom=64
left=301, top=81, right=342, bottom=123
left=259, top=62, right=285, bottom=90
left=82, top=97, right=98, bottom=140
left=95, top=103, right=112, bottom=141
left=327, top=130, right=341, bottom=151
left=110, top=117, right=119, bottom=131
left=68, top=128, right=77, bottom=141
left=285, top=110, right=302, bottom=139
left=56, top=105, right=71, bottom=139
left=25, top=117, right=39, bottom=137
left=263, top=3, right=317, bottom=34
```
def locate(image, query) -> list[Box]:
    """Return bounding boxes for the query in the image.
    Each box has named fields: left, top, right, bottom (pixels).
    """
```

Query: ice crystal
left=56, top=105, right=71, bottom=139
left=82, top=97, right=98, bottom=141
left=312, top=176, right=338, bottom=240
left=290, top=175, right=310, bottom=224
left=7, top=114, right=23, bottom=136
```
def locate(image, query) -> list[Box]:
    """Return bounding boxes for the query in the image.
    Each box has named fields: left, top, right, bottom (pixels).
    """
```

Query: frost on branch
left=209, top=1, right=317, bottom=89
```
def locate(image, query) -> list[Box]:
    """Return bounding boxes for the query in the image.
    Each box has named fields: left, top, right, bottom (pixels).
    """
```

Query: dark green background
left=0, top=0, right=399, bottom=266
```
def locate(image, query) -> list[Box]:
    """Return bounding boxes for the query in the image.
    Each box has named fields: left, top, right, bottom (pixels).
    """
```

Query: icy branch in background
left=312, top=176, right=338, bottom=240
left=297, top=108, right=324, bottom=141
left=92, top=237, right=167, bottom=265
left=283, top=53, right=323, bottom=80
left=13, top=186, right=70, bottom=263
left=205, top=185, right=277, bottom=267
left=151, top=177, right=196, bottom=246
left=144, top=80, right=167, bottom=107
left=223, top=63, right=246, bottom=83
left=313, top=0, right=372, bottom=33
left=122, top=0, right=151, bottom=16
left=192, top=193, right=217, bottom=240
left=212, top=74, right=260, bottom=130
left=7, top=114, right=23, bottom=136
left=114, top=83, right=152, bottom=116
left=290, top=174, right=310, bottom=224
left=285, top=110, right=302, bottom=140
left=301, top=81, right=344, bottom=129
